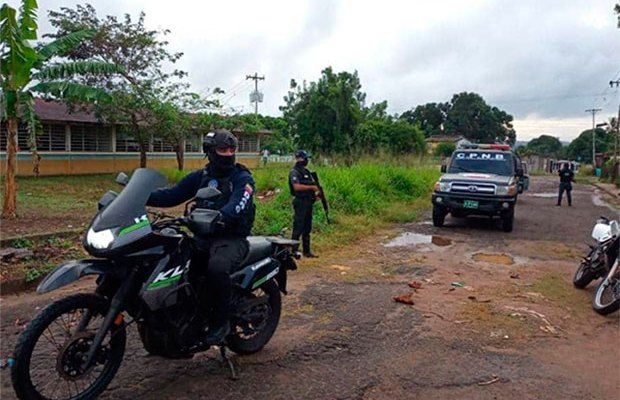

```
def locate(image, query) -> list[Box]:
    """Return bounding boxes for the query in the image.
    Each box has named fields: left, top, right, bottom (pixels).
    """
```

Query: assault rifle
left=310, top=171, right=330, bottom=224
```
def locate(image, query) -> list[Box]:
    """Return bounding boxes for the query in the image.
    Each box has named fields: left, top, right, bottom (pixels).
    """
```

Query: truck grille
left=450, top=182, right=496, bottom=195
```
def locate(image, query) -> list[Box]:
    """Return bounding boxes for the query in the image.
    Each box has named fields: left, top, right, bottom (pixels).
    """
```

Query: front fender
left=37, top=259, right=115, bottom=294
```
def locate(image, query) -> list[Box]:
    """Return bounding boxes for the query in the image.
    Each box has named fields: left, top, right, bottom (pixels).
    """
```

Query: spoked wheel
left=592, top=272, right=620, bottom=316
left=11, top=294, right=126, bottom=400
left=227, top=280, right=281, bottom=355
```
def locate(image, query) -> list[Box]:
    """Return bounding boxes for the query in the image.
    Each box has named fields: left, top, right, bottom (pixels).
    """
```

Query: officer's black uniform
left=557, top=165, right=574, bottom=206
left=289, top=151, right=317, bottom=256
left=147, top=130, right=255, bottom=343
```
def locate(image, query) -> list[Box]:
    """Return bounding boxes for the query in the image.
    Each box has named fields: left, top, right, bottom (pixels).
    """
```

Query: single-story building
left=425, top=134, right=465, bottom=153
left=0, top=99, right=270, bottom=176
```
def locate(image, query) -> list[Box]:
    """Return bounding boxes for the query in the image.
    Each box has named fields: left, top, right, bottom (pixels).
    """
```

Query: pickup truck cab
left=432, top=147, right=523, bottom=232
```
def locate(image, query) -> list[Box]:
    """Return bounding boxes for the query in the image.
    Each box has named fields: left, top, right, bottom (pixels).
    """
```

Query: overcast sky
left=25, top=0, right=620, bottom=141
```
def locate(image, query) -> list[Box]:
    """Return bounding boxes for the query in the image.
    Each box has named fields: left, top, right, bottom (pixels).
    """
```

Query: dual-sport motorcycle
left=573, top=216, right=619, bottom=315
left=11, top=168, right=299, bottom=400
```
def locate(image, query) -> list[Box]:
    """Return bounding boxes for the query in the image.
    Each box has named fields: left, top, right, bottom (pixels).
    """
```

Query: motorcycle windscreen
left=90, top=168, right=168, bottom=232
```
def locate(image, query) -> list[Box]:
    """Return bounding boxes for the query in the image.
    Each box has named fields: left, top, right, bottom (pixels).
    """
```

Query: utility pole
left=611, top=79, right=620, bottom=162
left=585, top=108, right=602, bottom=169
left=246, top=73, right=265, bottom=115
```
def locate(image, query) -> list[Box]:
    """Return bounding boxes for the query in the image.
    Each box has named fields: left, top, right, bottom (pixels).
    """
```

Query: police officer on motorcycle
left=147, top=129, right=255, bottom=344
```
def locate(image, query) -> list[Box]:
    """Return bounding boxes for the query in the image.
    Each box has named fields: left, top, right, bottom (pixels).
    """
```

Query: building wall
left=0, top=152, right=260, bottom=176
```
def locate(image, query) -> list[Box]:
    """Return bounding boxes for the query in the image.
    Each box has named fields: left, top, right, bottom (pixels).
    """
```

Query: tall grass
left=162, top=161, right=440, bottom=244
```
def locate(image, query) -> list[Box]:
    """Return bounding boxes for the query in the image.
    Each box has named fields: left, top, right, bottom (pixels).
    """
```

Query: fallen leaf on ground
left=408, top=281, right=422, bottom=290
left=393, top=293, right=415, bottom=305
left=510, top=272, right=520, bottom=279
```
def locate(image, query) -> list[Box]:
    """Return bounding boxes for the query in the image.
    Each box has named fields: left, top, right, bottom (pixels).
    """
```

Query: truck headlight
left=86, top=228, right=115, bottom=249
left=496, top=185, right=517, bottom=196
left=434, top=181, right=451, bottom=192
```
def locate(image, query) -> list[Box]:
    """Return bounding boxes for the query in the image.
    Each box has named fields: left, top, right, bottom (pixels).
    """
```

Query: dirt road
left=1, top=176, right=618, bottom=399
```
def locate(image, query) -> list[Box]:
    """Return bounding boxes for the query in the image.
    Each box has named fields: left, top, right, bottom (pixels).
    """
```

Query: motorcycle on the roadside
left=573, top=217, right=619, bottom=289
left=573, top=216, right=619, bottom=315
left=11, top=169, right=299, bottom=400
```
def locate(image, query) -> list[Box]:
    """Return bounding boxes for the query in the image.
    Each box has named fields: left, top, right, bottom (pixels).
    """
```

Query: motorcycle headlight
left=86, top=228, right=115, bottom=249
left=434, top=181, right=451, bottom=192
left=496, top=185, right=517, bottom=196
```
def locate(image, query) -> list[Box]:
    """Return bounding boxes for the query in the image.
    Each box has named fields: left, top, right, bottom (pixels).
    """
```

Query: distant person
left=557, top=163, right=574, bottom=207
left=288, top=150, right=320, bottom=258
left=262, top=148, right=270, bottom=166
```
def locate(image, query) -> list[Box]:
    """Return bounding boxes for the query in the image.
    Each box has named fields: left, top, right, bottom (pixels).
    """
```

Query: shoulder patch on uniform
left=245, top=183, right=254, bottom=195
left=208, top=179, right=218, bottom=188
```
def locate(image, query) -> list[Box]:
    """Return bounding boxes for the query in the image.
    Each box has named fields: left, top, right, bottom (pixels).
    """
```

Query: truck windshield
left=448, top=151, right=514, bottom=176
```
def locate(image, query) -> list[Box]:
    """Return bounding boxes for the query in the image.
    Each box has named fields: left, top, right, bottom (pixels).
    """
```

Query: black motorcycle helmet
left=203, top=129, right=238, bottom=175
left=203, top=129, right=238, bottom=154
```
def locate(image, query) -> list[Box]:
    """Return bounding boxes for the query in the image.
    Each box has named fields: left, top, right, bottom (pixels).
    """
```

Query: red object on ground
left=393, top=293, right=415, bottom=305
left=408, top=281, right=422, bottom=290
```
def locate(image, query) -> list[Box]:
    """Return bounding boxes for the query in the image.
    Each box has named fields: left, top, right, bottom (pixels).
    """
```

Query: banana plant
left=1, top=0, right=122, bottom=218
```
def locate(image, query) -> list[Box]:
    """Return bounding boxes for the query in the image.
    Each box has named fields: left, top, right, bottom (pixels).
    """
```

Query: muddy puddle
left=527, top=193, right=557, bottom=198
left=384, top=232, right=452, bottom=248
left=472, top=252, right=514, bottom=265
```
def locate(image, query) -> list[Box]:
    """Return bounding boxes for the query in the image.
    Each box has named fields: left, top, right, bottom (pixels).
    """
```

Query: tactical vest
left=198, top=164, right=255, bottom=237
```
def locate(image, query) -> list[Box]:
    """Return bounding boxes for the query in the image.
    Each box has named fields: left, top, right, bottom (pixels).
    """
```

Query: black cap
left=295, top=150, right=309, bottom=159
left=203, top=129, right=238, bottom=153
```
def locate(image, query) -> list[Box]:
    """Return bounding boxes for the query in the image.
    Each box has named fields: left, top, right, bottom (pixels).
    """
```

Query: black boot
left=302, top=235, right=317, bottom=258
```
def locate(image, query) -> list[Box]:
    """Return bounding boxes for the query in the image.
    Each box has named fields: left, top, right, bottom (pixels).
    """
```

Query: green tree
left=566, top=128, right=613, bottom=163
left=525, top=134, right=562, bottom=157
left=434, top=142, right=456, bottom=158
left=399, top=102, right=449, bottom=138
left=46, top=4, right=191, bottom=167
left=280, top=67, right=365, bottom=160
left=1, top=0, right=120, bottom=218
left=444, top=92, right=516, bottom=144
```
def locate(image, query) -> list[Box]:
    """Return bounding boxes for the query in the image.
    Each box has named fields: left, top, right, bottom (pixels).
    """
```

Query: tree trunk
left=2, top=117, right=18, bottom=218
left=139, top=142, right=147, bottom=168
left=175, top=142, right=184, bottom=171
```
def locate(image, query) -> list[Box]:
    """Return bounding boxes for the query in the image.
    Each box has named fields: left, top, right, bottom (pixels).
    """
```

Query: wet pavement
left=1, top=176, right=618, bottom=400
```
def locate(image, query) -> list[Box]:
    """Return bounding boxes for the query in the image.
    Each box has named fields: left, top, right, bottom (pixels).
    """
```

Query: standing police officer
left=147, top=129, right=255, bottom=344
left=556, top=163, right=574, bottom=207
left=289, top=150, right=319, bottom=258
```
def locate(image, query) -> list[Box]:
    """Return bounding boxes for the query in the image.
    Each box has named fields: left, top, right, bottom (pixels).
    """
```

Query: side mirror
left=440, top=165, right=447, bottom=173
left=115, top=172, right=129, bottom=186
left=196, top=187, right=222, bottom=201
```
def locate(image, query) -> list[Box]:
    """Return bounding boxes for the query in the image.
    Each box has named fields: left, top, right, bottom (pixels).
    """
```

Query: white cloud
left=24, top=0, right=620, bottom=141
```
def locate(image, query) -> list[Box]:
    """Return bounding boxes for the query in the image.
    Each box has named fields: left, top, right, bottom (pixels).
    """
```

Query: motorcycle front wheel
left=11, top=293, right=126, bottom=400
left=573, top=260, right=596, bottom=288
left=592, top=272, right=620, bottom=316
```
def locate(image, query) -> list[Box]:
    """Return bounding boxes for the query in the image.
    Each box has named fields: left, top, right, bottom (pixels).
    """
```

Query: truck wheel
left=501, top=212, right=514, bottom=232
left=433, top=206, right=446, bottom=227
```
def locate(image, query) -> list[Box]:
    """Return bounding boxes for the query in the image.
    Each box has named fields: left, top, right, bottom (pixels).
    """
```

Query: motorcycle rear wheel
left=592, top=273, right=620, bottom=316
left=227, top=280, right=281, bottom=355
left=11, top=293, right=126, bottom=400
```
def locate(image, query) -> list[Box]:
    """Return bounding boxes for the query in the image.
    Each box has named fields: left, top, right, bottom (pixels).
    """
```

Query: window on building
left=185, top=134, right=202, bottom=152
left=115, top=128, right=141, bottom=152
left=37, top=124, right=66, bottom=151
left=1, top=123, right=30, bottom=151
left=152, top=135, right=175, bottom=152
left=238, top=135, right=259, bottom=153
left=70, top=124, right=112, bottom=151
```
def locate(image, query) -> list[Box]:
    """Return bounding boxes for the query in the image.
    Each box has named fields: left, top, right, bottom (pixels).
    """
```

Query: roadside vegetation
left=2, top=160, right=440, bottom=284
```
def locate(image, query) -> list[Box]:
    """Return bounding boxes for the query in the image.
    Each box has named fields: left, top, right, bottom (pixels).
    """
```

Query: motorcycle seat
left=241, top=236, right=273, bottom=267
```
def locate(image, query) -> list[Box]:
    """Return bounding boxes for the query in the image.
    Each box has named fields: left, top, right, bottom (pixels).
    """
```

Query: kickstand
left=218, top=346, right=239, bottom=380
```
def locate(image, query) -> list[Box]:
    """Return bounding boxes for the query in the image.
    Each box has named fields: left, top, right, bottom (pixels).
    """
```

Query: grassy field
left=1, top=160, right=440, bottom=282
